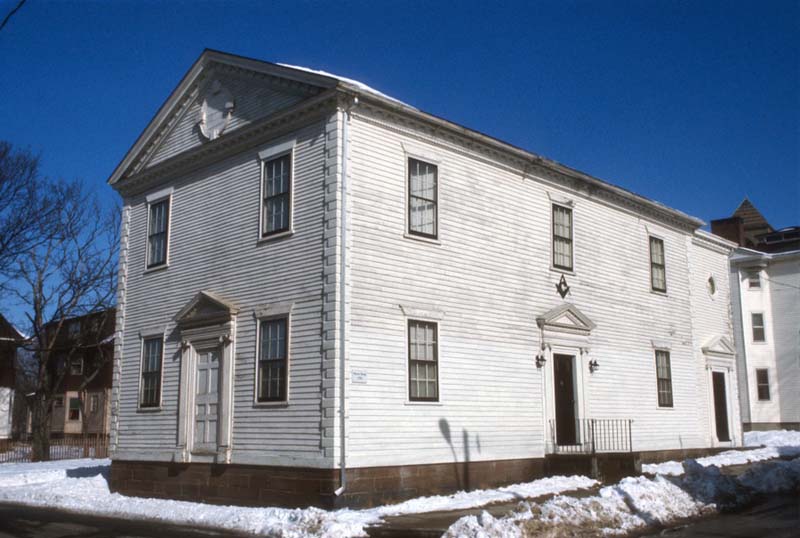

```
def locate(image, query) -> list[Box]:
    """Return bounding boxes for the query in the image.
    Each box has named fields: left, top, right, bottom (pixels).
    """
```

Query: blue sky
left=0, top=0, right=797, bottom=230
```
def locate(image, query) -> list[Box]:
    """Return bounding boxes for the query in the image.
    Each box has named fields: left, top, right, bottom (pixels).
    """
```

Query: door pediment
left=537, top=303, right=596, bottom=336
left=702, top=335, right=735, bottom=358
left=175, top=290, right=238, bottom=329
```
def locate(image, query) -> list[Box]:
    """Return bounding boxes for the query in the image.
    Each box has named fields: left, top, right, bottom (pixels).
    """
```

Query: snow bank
left=0, top=459, right=594, bottom=538
left=644, top=429, right=800, bottom=476
left=445, top=456, right=800, bottom=538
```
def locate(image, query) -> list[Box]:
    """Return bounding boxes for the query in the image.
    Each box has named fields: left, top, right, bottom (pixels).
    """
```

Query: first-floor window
left=408, top=320, right=439, bottom=401
left=756, top=369, right=770, bottom=400
left=258, top=317, right=288, bottom=402
left=140, top=337, right=163, bottom=408
left=68, top=398, right=81, bottom=421
left=655, top=350, right=673, bottom=407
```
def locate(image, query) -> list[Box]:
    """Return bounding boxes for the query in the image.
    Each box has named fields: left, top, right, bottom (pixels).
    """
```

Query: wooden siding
left=345, top=106, right=714, bottom=468
left=115, top=118, right=331, bottom=467
left=145, top=72, right=309, bottom=170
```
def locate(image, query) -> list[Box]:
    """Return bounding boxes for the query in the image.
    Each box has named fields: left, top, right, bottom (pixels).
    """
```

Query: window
left=649, top=236, right=667, bottom=292
left=90, top=394, right=99, bottom=413
left=257, top=318, right=288, bottom=402
left=751, top=313, right=765, bottom=342
left=140, top=337, right=163, bottom=408
left=655, top=350, right=673, bottom=407
left=408, top=158, right=438, bottom=238
left=747, top=271, right=761, bottom=289
left=552, top=205, right=573, bottom=271
left=147, top=199, right=170, bottom=267
left=69, top=356, right=83, bottom=375
left=756, top=369, right=770, bottom=401
left=707, top=276, right=716, bottom=296
left=67, top=321, right=80, bottom=339
left=408, top=320, right=439, bottom=401
left=262, top=154, right=291, bottom=236
left=53, top=396, right=64, bottom=408
left=68, top=398, right=81, bottom=421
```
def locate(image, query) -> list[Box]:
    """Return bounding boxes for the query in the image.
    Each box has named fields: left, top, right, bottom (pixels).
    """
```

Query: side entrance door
left=194, top=347, right=220, bottom=452
left=553, top=354, right=577, bottom=445
left=712, top=371, right=730, bottom=442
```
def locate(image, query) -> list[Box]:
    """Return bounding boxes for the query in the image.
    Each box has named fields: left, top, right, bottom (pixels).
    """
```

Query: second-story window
left=262, top=154, right=291, bottom=236
left=408, top=158, right=438, bottom=238
left=552, top=205, right=573, bottom=271
left=751, top=313, right=765, bottom=342
left=747, top=270, right=761, bottom=289
left=649, top=236, right=667, bottom=292
left=147, top=199, right=170, bottom=268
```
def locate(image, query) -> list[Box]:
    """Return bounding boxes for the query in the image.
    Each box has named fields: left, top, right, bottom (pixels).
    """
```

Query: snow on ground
left=0, top=457, right=594, bottom=538
left=445, top=457, right=800, bottom=538
left=643, top=429, right=800, bottom=476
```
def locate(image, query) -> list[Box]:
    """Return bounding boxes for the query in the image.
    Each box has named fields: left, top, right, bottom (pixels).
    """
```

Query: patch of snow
left=445, top=456, right=800, bottom=537
left=744, top=429, right=800, bottom=448
left=0, top=458, right=594, bottom=538
left=277, top=63, right=413, bottom=108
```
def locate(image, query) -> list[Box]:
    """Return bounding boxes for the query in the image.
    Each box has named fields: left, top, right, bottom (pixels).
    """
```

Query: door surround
left=173, top=290, right=238, bottom=464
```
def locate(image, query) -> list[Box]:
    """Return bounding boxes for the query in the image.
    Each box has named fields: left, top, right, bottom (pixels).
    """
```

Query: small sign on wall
left=351, top=369, right=368, bottom=384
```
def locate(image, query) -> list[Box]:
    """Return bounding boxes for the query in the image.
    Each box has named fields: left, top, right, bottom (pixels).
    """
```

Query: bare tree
left=1, top=163, right=118, bottom=460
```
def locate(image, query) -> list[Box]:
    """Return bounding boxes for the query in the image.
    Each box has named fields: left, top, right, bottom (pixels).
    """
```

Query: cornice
left=113, top=90, right=339, bottom=198
left=352, top=100, right=700, bottom=232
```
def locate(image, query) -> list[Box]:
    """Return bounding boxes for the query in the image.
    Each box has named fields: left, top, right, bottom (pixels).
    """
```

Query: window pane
left=655, top=351, right=673, bottom=407
left=650, top=237, right=667, bottom=291
left=408, top=320, right=439, bottom=401
left=140, top=338, right=162, bottom=407
left=263, top=155, right=291, bottom=235
left=751, top=314, right=765, bottom=342
left=148, top=200, right=169, bottom=267
left=552, top=206, right=573, bottom=270
left=408, top=159, right=438, bottom=237
left=258, top=318, right=288, bottom=401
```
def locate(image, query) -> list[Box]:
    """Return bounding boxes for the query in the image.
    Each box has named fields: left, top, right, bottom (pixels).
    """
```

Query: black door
left=554, top=354, right=577, bottom=445
left=712, top=372, right=730, bottom=442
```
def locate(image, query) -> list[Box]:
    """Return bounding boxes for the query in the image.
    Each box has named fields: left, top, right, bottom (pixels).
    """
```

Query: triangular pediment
left=702, top=335, right=735, bottom=357
left=536, top=303, right=596, bottom=334
left=175, top=290, right=238, bottom=328
left=108, top=50, right=339, bottom=186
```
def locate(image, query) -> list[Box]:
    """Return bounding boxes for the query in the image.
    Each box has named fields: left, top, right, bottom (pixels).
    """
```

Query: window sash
left=649, top=237, right=667, bottom=292
left=140, top=338, right=162, bottom=408
left=69, top=357, right=83, bottom=375
left=257, top=318, right=288, bottom=402
left=747, top=271, right=761, bottom=288
left=408, top=158, right=438, bottom=238
left=68, top=398, right=81, bottom=421
left=751, top=313, right=765, bottom=342
left=408, top=320, right=439, bottom=401
left=552, top=205, right=573, bottom=270
left=147, top=200, right=169, bottom=267
left=655, top=350, right=673, bottom=407
left=262, top=155, right=292, bottom=236
left=756, top=369, right=770, bottom=400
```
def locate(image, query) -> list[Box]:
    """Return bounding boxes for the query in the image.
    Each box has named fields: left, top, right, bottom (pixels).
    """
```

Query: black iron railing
left=549, top=418, right=633, bottom=454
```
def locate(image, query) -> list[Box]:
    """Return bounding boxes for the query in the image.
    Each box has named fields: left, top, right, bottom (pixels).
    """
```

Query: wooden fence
left=0, top=435, right=109, bottom=463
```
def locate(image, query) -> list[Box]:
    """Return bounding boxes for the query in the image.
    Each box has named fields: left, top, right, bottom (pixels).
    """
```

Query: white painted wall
left=0, top=387, right=12, bottom=439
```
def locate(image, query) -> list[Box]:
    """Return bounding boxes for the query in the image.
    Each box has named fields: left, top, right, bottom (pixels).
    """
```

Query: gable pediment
left=702, top=335, right=735, bottom=357
left=175, top=290, right=238, bottom=328
left=536, top=303, right=596, bottom=335
left=109, top=50, right=340, bottom=188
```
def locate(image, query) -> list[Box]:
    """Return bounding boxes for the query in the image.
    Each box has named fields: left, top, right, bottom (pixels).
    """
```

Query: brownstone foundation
left=110, top=457, right=547, bottom=509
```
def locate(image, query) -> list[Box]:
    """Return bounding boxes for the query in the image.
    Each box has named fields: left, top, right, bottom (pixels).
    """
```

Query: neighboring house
left=107, top=50, right=739, bottom=508
left=44, top=310, right=115, bottom=438
left=0, top=314, right=23, bottom=440
left=712, top=203, right=800, bottom=431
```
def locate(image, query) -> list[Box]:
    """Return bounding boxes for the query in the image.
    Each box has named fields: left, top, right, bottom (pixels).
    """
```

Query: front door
left=194, top=347, right=220, bottom=452
left=553, top=354, right=577, bottom=445
left=712, top=371, right=730, bottom=442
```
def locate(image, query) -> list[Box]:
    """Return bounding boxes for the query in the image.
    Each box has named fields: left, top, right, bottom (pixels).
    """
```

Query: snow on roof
left=278, top=63, right=414, bottom=109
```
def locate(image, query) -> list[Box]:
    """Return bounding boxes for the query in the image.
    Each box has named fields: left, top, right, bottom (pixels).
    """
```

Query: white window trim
left=754, top=367, right=771, bottom=401
left=654, top=348, right=675, bottom=410
left=252, top=308, right=292, bottom=407
left=136, top=330, right=166, bottom=412
left=404, top=316, right=443, bottom=406
left=67, top=397, right=82, bottom=422
left=403, top=148, right=441, bottom=244
left=550, top=202, right=575, bottom=273
left=750, top=311, right=767, bottom=344
left=258, top=139, right=296, bottom=242
left=144, top=188, right=173, bottom=273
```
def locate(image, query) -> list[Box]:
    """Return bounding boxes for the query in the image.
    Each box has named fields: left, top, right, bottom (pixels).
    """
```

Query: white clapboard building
left=107, top=50, right=740, bottom=508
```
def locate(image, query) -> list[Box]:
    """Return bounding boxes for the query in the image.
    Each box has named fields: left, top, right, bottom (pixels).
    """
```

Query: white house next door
left=194, top=347, right=220, bottom=452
